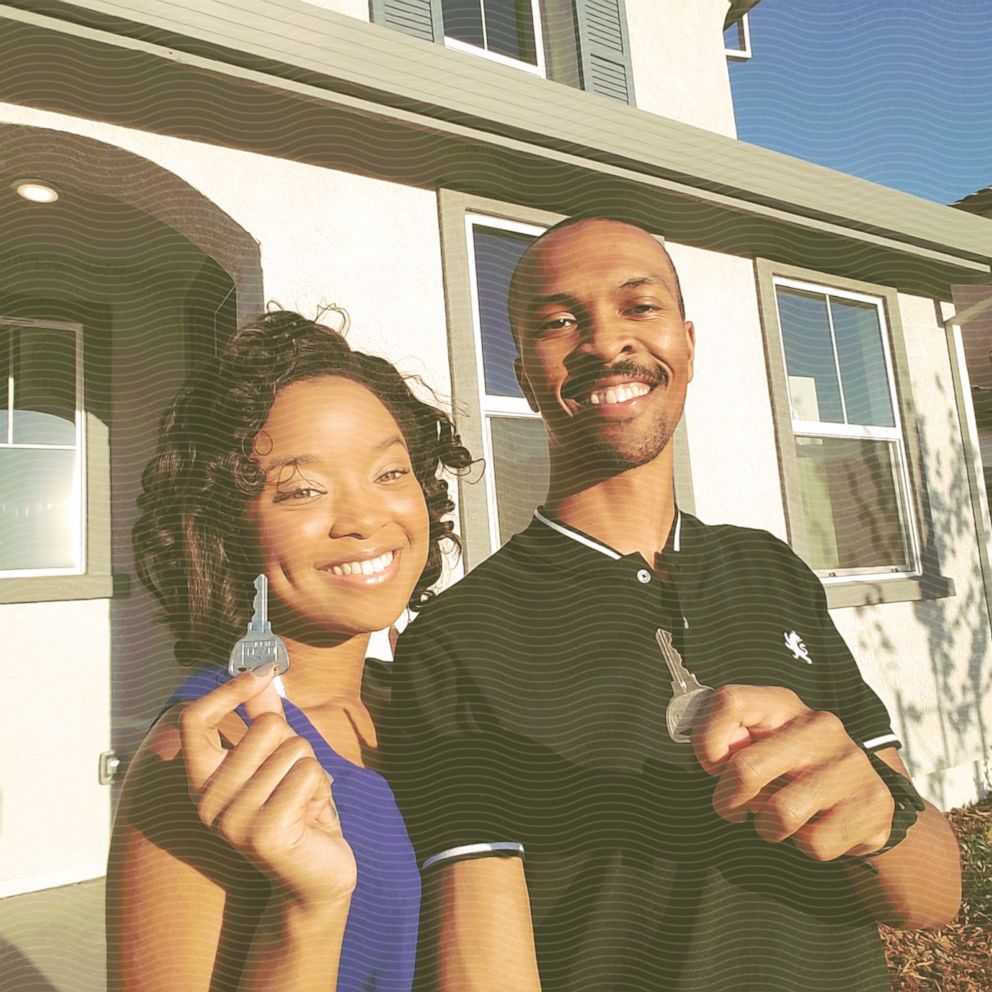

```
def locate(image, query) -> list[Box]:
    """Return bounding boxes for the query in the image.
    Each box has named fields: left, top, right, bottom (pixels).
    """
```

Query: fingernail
left=250, top=663, right=276, bottom=678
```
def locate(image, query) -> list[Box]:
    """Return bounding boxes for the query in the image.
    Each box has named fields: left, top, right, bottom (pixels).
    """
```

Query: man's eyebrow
left=525, top=292, right=577, bottom=309
left=619, top=275, right=661, bottom=290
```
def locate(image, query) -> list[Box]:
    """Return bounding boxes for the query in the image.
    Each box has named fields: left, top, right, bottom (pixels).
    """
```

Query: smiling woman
left=107, top=310, right=471, bottom=992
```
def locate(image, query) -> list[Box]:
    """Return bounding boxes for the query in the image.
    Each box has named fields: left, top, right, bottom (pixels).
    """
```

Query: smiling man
left=386, top=218, right=961, bottom=992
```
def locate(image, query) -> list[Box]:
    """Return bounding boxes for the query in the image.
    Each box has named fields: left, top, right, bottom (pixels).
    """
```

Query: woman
left=107, top=309, right=471, bottom=991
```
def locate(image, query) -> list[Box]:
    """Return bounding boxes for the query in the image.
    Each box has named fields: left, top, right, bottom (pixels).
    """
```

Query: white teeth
left=585, top=382, right=652, bottom=406
left=328, top=550, right=395, bottom=577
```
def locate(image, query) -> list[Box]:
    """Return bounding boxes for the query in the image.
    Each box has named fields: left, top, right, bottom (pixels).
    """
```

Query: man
left=385, top=218, right=961, bottom=991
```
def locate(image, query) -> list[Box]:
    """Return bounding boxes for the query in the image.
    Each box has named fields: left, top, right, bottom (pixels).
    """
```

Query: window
left=440, top=194, right=694, bottom=567
left=724, top=12, right=752, bottom=61
left=465, top=215, right=549, bottom=550
left=370, top=0, right=635, bottom=103
left=441, top=0, right=543, bottom=74
left=0, top=318, right=84, bottom=576
left=769, top=278, right=919, bottom=580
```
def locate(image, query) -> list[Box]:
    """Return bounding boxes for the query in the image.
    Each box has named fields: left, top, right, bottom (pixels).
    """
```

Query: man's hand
left=691, top=685, right=895, bottom=860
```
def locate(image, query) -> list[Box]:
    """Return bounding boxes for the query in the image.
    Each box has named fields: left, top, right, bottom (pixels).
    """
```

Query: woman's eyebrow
left=372, top=434, right=408, bottom=453
left=262, top=453, right=320, bottom=474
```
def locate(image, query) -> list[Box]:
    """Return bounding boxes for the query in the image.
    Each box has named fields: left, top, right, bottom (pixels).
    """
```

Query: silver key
left=656, top=628, right=713, bottom=743
left=227, top=574, right=290, bottom=678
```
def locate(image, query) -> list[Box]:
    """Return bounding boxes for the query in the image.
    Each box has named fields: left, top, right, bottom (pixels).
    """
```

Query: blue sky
left=728, top=0, right=992, bottom=206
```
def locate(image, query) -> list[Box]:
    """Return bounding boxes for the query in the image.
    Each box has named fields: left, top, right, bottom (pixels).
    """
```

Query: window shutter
left=574, top=0, right=635, bottom=104
left=369, top=0, right=443, bottom=44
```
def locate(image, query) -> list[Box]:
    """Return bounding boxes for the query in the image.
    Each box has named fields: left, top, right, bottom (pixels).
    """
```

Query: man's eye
left=273, top=486, right=323, bottom=503
left=538, top=317, right=576, bottom=332
left=628, top=303, right=658, bottom=315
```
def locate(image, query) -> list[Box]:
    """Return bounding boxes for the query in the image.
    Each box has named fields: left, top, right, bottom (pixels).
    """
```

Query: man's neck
left=545, top=453, right=677, bottom=565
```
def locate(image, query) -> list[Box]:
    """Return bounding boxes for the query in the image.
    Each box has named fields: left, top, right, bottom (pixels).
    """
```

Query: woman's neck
left=279, top=632, right=371, bottom=710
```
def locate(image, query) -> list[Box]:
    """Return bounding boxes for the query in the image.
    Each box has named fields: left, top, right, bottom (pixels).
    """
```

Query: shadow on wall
left=854, top=394, right=991, bottom=810
left=0, top=939, right=60, bottom=992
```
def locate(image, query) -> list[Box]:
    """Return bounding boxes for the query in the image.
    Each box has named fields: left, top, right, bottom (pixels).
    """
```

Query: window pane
left=830, top=298, right=895, bottom=428
left=473, top=225, right=535, bottom=398
left=0, top=327, right=9, bottom=442
left=777, top=288, right=844, bottom=423
left=442, top=0, right=485, bottom=48
left=794, top=435, right=912, bottom=574
left=0, top=447, right=78, bottom=570
left=11, top=329, right=77, bottom=445
left=485, top=0, right=538, bottom=63
left=489, top=415, right=549, bottom=545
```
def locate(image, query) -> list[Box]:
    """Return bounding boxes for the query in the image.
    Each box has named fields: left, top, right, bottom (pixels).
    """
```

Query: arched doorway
left=0, top=124, right=263, bottom=946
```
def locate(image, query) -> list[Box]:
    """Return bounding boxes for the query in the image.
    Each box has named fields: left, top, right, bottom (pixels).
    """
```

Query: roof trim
left=1, top=0, right=989, bottom=284
left=725, top=0, right=761, bottom=30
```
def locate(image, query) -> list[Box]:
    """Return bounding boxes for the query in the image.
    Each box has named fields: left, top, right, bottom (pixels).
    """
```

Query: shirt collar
left=533, top=507, right=683, bottom=558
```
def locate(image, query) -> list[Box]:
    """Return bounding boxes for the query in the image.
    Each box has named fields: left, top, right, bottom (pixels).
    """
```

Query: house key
left=227, top=574, right=290, bottom=678
left=656, top=628, right=713, bottom=743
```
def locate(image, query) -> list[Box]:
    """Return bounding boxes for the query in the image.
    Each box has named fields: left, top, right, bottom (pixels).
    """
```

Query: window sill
left=0, top=573, right=129, bottom=605
left=824, top=573, right=955, bottom=610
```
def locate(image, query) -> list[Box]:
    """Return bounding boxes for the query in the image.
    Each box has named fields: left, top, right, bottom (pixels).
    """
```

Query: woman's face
left=249, top=376, right=430, bottom=640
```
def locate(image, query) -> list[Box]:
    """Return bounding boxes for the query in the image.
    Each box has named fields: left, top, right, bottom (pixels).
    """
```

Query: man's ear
left=684, top=321, right=695, bottom=384
left=514, top=356, right=541, bottom=413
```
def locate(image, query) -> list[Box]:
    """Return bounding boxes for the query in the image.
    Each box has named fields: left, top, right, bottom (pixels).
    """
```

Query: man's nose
left=574, top=311, right=635, bottom=363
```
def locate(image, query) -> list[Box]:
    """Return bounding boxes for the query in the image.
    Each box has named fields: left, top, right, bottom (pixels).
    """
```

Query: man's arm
left=417, top=858, right=542, bottom=992
left=845, top=746, right=961, bottom=930
left=693, top=685, right=961, bottom=931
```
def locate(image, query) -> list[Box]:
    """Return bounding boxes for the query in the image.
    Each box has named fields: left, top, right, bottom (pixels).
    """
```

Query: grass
left=880, top=799, right=992, bottom=991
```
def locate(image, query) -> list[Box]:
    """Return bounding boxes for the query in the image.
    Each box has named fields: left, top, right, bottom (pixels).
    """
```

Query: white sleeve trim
left=421, top=842, right=525, bottom=871
left=863, top=733, right=900, bottom=750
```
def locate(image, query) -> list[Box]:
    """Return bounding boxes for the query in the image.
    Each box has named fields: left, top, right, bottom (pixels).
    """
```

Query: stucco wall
left=0, top=102, right=451, bottom=895
left=626, top=0, right=738, bottom=137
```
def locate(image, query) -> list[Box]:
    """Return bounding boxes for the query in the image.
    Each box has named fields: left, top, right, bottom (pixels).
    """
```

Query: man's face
left=511, top=220, right=695, bottom=472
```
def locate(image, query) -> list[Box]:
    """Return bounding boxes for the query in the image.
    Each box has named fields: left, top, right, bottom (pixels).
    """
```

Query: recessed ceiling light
left=13, top=179, right=59, bottom=204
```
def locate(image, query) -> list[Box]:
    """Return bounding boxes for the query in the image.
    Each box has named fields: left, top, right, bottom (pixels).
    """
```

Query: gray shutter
left=369, top=0, right=444, bottom=44
left=574, top=0, right=635, bottom=104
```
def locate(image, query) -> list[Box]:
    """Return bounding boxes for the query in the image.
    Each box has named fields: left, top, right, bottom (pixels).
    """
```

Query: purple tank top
left=169, top=667, right=420, bottom=991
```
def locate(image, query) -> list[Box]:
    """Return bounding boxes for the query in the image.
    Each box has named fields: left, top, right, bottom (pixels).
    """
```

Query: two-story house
left=0, top=2, right=990, bottom=988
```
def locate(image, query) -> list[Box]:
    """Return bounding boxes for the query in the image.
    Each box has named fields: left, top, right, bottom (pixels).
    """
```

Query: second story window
left=371, top=0, right=634, bottom=104
left=442, top=0, right=543, bottom=74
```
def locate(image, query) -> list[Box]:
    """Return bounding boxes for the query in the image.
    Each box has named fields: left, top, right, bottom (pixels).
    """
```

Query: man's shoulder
left=685, top=513, right=808, bottom=568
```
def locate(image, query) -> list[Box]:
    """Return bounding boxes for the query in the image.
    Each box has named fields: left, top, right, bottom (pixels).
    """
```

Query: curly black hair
left=133, top=309, right=473, bottom=666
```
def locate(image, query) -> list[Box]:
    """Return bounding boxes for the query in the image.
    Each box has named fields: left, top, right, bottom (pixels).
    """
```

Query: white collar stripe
left=533, top=509, right=621, bottom=559
left=533, top=509, right=683, bottom=558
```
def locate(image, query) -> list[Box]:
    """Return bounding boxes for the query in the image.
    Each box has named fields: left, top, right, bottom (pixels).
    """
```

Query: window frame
left=442, top=0, right=547, bottom=77
left=438, top=190, right=695, bottom=570
left=756, top=259, right=954, bottom=608
left=724, top=11, right=752, bottom=61
left=0, top=317, right=111, bottom=604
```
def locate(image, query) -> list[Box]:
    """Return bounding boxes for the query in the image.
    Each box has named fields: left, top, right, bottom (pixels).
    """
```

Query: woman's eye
left=273, top=486, right=323, bottom=503
left=377, top=467, right=411, bottom=483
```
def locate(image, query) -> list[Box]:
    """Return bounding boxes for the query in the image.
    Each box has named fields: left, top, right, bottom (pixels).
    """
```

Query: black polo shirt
left=385, top=511, right=898, bottom=992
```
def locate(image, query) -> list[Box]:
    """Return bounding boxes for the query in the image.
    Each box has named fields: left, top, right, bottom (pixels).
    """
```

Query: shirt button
left=636, top=569, right=652, bottom=584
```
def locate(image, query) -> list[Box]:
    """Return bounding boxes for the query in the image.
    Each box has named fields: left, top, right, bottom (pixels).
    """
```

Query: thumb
left=243, top=666, right=286, bottom=722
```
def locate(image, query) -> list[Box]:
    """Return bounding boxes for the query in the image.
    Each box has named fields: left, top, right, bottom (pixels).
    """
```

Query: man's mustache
left=562, top=360, right=668, bottom=400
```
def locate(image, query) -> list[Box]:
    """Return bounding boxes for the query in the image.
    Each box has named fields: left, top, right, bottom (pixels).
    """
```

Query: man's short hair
left=508, top=215, right=686, bottom=343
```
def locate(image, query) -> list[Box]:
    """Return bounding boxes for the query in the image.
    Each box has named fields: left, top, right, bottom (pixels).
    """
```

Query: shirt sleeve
left=379, top=609, right=526, bottom=871
left=789, top=549, right=900, bottom=752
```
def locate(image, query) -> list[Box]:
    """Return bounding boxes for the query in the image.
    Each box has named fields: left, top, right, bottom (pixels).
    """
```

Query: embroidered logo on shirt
left=784, top=630, right=812, bottom=664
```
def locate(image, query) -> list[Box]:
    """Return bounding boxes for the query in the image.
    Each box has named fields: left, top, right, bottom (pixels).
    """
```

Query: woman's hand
left=178, top=667, right=357, bottom=910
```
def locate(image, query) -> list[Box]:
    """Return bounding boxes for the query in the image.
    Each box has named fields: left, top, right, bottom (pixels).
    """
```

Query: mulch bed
left=880, top=799, right=992, bottom=991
